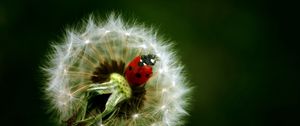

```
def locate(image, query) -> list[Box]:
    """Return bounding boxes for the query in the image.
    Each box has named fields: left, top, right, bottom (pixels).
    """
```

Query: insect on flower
left=43, top=14, right=191, bottom=126
left=125, top=54, right=158, bottom=86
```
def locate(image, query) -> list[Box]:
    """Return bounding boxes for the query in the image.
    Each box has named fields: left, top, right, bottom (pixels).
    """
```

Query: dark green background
left=0, top=0, right=298, bottom=126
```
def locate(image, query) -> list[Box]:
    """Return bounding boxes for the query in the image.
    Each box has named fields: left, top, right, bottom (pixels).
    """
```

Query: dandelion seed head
left=44, top=14, right=191, bottom=126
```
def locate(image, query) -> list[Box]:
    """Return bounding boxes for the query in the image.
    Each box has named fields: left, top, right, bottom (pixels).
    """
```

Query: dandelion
left=44, top=14, right=191, bottom=126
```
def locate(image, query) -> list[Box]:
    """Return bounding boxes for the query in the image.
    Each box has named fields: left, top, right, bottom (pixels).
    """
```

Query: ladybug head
left=138, top=54, right=158, bottom=66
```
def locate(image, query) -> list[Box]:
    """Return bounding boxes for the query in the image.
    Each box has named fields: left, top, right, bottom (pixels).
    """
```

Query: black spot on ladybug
left=135, top=73, right=142, bottom=78
left=145, top=74, right=150, bottom=78
left=128, top=66, right=132, bottom=70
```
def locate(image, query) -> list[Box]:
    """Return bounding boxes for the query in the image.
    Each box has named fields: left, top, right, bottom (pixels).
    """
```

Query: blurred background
left=0, top=0, right=298, bottom=125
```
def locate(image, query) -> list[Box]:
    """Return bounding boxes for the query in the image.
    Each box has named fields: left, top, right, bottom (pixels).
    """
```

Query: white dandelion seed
left=43, top=14, right=191, bottom=126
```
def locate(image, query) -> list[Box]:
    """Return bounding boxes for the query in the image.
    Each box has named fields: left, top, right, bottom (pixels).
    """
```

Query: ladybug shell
left=125, top=56, right=153, bottom=86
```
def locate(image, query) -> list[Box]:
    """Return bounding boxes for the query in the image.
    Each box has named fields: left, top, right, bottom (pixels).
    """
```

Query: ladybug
left=124, top=54, right=157, bottom=86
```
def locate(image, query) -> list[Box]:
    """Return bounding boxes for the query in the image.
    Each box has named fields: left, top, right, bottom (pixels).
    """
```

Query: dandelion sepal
left=76, top=73, right=132, bottom=125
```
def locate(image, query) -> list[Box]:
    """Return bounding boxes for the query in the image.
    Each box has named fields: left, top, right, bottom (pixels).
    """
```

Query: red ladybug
left=124, top=54, right=157, bottom=86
